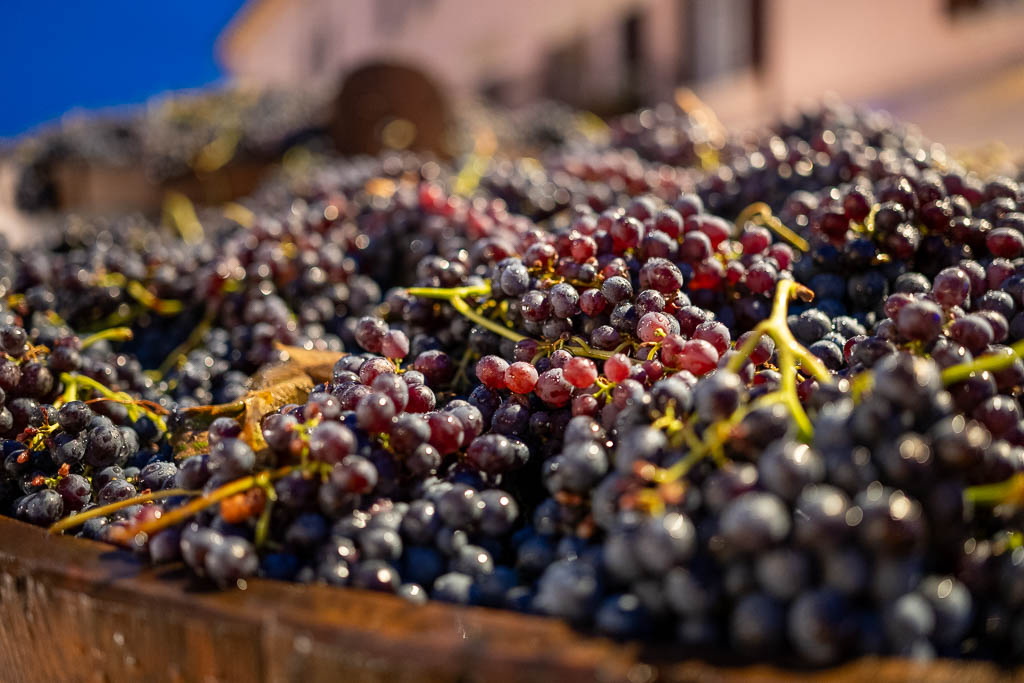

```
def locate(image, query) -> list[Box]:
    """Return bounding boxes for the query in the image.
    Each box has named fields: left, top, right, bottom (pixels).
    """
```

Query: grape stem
left=80, top=327, right=133, bottom=349
left=735, top=202, right=810, bottom=253
left=58, top=373, right=169, bottom=433
left=940, top=338, right=1024, bottom=385
left=407, top=281, right=635, bottom=362
left=964, top=473, right=1024, bottom=507
left=406, top=283, right=492, bottom=300
left=95, top=272, right=185, bottom=315
left=406, top=282, right=527, bottom=344
left=120, top=466, right=298, bottom=542
left=726, top=279, right=831, bottom=440
left=254, top=481, right=278, bottom=547
left=449, top=296, right=526, bottom=343
left=48, top=488, right=199, bottom=534
left=154, top=307, right=216, bottom=379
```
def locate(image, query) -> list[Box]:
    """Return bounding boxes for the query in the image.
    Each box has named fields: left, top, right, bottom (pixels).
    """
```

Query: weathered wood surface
left=0, top=517, right=1018, bottom=683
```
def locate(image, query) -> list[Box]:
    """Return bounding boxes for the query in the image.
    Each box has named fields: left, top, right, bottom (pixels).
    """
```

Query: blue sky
left=0, top=1, right=247, bottom=138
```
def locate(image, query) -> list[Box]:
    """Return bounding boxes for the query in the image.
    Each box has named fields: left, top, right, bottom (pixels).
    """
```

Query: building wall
left=220, top=0, right=1024, bottom=126
left=222, top=0, right=656, bottom=99
left=764, top=0, right=1024, bottom=108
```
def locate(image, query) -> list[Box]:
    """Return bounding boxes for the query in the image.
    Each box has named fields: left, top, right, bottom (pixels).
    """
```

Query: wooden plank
left=0, top=517, right=1017, bottom=683
left=0, top=518, right=634, bottom=683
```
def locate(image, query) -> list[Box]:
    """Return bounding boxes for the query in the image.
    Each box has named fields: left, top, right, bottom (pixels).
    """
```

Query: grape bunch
left=2, top=91, right=1024, bottom=668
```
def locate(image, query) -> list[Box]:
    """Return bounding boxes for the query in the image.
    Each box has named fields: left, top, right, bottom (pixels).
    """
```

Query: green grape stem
left=407, top=281, right=634, bottom=362
left=58, top=373, right=169, bottom=434
left=726, top=279, right=831, bottom=441
left=941, top=338, right=1024, bottom=385
left=735, top=202, right=810, bottom=253
left=80, top=327, right=134, bottom=349
left=964, top=472, right=1024, bottom=507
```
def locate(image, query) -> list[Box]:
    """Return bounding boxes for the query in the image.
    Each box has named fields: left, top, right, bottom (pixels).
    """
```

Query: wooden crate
left=0, top=517, right=1016, bottom=683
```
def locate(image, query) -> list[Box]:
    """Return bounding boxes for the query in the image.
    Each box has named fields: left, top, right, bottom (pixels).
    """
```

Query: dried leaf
left=273, top=343, right=346, bottom=384
left=172, top=430, right=211, bottom=461
left=241, top=371, right=313, bottom=451
left=172, top=350, right=329, bottom=457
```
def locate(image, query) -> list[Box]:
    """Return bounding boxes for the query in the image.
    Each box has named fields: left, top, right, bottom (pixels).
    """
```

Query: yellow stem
left=778, top=345, right=813, bottom=440
left=124, top=467, right=296, bottom=540
left=80, top=327, right=133, bottom=349
left=155, top=310, right=215, bottom=379
left=59, top=373, right=168, bottom=433
left=406, top=282, right=492, bottom=300
left=942, top=339, right=1024, bottom=385
left=964, top=473, right=1024, bottom=506
left=735, top=202, right=810, bottom=252
left=49, top=488, right=198, bottom=534
left=449, top=296, right=526, bottom=343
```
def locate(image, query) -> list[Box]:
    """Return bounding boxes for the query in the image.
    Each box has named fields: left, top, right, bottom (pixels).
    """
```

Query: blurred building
left=220, top=0, right=1024, bottom=131
left=217, top=0, right=761, bottom=113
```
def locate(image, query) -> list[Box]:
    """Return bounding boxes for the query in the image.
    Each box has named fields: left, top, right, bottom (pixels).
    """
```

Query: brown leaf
left=272, top=343, right=346, bottom=384
left=171, top=429, right=212, bottom=461
left=172, top=350, right=330, bottom=457
left=241, top=371, right=313, bottom=451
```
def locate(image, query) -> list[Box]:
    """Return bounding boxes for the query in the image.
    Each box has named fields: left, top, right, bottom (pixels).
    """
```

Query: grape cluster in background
left=3, top=92, right=1024, bottom=668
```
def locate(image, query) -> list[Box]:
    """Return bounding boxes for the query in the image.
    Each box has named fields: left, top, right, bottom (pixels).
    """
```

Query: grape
left=475, top=355, right=509, bottom=389
left=466, top=434, right=516, bottom=474
left=987, top=227, right=1024, bottom=257
left=57, top=400, right=92, bottom=433
left=601, top=276, right=633, bottom=305
left=931, top=267, right=971, bottom=308
left=355, top=316, right=388, bottom=353
left=352, top=560, right=400, bottom=593
left=406, top=384, right=437, bottom=413
left=788, top=589, right=856, bottom=664
left=534, top=368, right=573, bottom=406
left=719, top=492, right=791, bottom=553
left=437, top=484, right=483, bottom=529
left=639, top=258, right=683, bottom=294
left=358, top=357, right=395, bottom=386
left=563, top=357, right=597, bottom=389
left=139, top=461, right=177, bottom=491
left=309, top=422, right=356, bottom=464
left=412, top=350, right=454, bottom=386
left=634, top=513, right=696, bottom=573
left=694, top=371, right=744, bottom=422
left=477, top=489, right=519, bottom=536
left=380, top=330, right=410, bottom=359
left=676, top=339, right=719, bottom=376
left=427, top=412, right=465, bottom=454
left=371, top=374, right=409, bottom=412
left=637, top=312, right=673, bottom=343
left=209, top=438, right=256, bottom=478
left=84, top=423, right=125, bottom=468
left=329, top=456, right=378, bottom=495
left=758, top=441, right=825, bottom=502
left=356, top=393, right=396, bottom=433
left=730, top=593, right=785, bottom=657
left=756, top=547, right=812, bottom=601
left=918, top=575, right=973, bottom=647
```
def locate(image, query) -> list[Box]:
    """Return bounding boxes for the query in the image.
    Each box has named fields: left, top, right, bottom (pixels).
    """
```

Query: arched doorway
left=330, top=62, right=450, bottom=157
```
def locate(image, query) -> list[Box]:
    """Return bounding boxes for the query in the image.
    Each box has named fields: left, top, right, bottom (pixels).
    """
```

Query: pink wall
left=222, top=0, right=1024, bottom=133
left=766, top=0, right=1024, bottom=107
